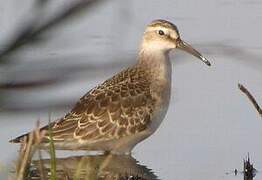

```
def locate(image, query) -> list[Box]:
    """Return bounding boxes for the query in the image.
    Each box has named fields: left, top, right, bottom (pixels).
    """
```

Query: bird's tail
left=9, top=124, right=50, bottom=143
left=9, top=132, right=30, bottom=143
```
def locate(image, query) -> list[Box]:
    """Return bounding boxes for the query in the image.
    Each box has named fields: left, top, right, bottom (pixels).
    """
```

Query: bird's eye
left=158, top=30, right=165, bottom=36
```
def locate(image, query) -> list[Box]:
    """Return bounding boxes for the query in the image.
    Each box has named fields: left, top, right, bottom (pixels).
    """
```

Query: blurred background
left=0, top=0, right=262, bottom=179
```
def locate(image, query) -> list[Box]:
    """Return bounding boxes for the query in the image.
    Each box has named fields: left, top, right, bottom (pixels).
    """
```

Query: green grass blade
left=48, top=118, right=57, bottom=180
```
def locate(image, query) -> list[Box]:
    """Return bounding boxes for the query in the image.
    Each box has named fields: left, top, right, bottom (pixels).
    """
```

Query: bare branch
left=238, top=83, right=262, bottom=117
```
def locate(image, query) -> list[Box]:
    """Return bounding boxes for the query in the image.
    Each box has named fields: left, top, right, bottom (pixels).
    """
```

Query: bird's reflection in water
left=28, top=153, right=158, bottom=180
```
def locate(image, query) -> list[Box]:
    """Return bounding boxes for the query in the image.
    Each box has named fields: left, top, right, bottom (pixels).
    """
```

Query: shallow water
left=28, top=153, right=159, bottom=179
left=0, top=0, right=262, bottom=179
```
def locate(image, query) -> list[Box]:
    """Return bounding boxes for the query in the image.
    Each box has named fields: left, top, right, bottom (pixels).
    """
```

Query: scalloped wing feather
left=43, top=67, right=155, bottom=143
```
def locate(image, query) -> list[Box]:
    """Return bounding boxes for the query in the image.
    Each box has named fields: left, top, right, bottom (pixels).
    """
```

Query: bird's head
left=141, top=19, right=211, bottom=66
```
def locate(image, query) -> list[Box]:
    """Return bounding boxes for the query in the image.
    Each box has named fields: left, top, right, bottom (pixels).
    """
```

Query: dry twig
left=15, top=121, right=45, bottom=180
left=16, top=133, right=34, bottom=180
left=238, top=83, right=262, bottom=117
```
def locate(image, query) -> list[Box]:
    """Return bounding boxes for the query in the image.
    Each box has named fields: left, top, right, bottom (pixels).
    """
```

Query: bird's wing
left=47, top=68, right=155, bottom=142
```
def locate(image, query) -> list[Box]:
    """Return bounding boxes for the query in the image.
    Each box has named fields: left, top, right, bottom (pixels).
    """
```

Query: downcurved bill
left=177, top=39, right=211, bottom=66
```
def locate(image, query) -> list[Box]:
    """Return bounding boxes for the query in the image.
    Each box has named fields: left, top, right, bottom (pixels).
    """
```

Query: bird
left=10, top=19, right=211, bottom=154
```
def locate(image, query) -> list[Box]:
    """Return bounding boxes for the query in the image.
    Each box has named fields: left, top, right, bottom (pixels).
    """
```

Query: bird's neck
left=137, top=48, right=172, bottom=83
left=136, top=47, right=172, bottom=109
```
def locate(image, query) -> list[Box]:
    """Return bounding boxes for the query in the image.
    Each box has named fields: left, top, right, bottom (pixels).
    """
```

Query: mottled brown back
left=13, top=66, right=156, bottom=144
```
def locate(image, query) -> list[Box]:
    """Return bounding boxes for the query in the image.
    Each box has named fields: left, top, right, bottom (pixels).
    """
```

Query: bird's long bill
left=177, top=39, right=211, bottom=66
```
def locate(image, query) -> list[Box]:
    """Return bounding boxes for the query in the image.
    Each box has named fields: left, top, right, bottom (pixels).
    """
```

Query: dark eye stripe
left=158, top=30, right=165, bottom=35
